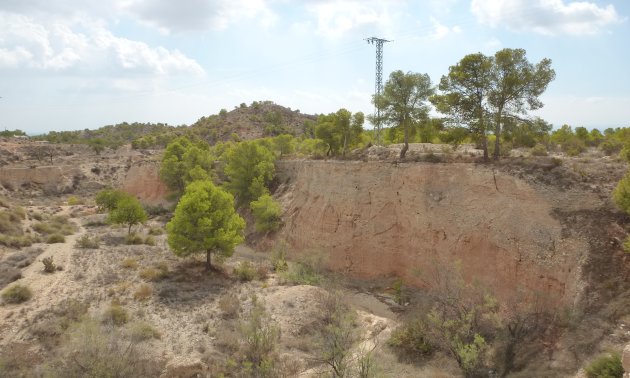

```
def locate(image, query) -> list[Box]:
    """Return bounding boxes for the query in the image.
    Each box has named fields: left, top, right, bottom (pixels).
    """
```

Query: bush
left=42, top=256, right=56, bottom=273
left=219, top=294, right=241, bottom=319
left=121, top=258, right=138, bottom=269
left=1, top=284, right=33, bottom=304
left=250, top=194, right=282, bottom=233
left=46, top=234, right=65, bottom=244
left=67, top=196, right=83, bottom=206
left=600, top=140, right=623, bottom=156
left=102, top=302, right=129, bottom=326
left=530, top=143, right=548, bottom=156
left=75, top=234, right=100, bottom=249
left=139, top=267, right=168, bottom=281
left=133, top=284, right=153, bottom=301
left=585, top=352, right=623, bottom=378
left=281, top=255, right=324, bottom=286
left=130, top=321, right=161, bottom=342
left=148, top=226, right=163, bottom=235
left=143, top=235, right=156, bottom=246
left=271, top=245, right=288, bottom=272
left=234, top=261, right=257, bottom=281
left=125, top=233, right=144, bottom=245
left=388, top=318, right=433, bottom=357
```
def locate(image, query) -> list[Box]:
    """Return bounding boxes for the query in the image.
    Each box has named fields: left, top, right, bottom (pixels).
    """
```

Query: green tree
left=159, top=136, right=213, bottom=193
left=95, top=189, right=130, bottom=212
left=166, top=180, right=245, bottom=270
left=314, top=109, right=364, bottom=156
left=108, top=196, right=147, bottom=234
left=88, top=138, right=106, bottom=155
left=250, top=194, right=282, bottom=233
left=373, top=70, right=434, bottom=159
left=489, top=48, right=555, bottom=159
left=613, top=171, right=630, bottom=214
left=223, top=141, right=276, bottom=208
left=432, top=53, right=494, bottom=159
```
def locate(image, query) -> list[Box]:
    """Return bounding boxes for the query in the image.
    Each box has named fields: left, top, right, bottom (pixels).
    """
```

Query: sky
left=0, top=0, right=628, bottom=135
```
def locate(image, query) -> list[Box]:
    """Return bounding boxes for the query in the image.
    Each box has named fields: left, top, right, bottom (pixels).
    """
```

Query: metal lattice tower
left=365, top=37, right=391, bottom=146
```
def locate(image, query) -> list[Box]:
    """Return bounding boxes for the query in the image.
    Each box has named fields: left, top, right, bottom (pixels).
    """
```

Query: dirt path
left=0, top=226, right=85, bottom=345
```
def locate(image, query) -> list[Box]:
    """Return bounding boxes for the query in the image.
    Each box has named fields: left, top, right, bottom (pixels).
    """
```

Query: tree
left=250, top=194, right=282, bottom=233
left=159, top=136, right=213, bottom=193
left=431, top=53, right=494, bottom=159
left=223, top=141, right=276, bottom=208
left=108, top=196, right=147, bottom=234
left=315, top=109, right=364, bottom=157
left=88, top=138, right=106, bottom=155
left=166, top=180, right=245, bottom=270
left=373, top=70, right=434, bottom=159
left=95, top=189, right=129, bottom=212
left=613, top=171, right=630, bottom=214
left=489, top=48, right=555, bottom=159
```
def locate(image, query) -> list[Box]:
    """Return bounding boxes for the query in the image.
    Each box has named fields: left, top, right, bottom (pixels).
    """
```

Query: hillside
left=187, top=101, right=317, bottom=143
left=32, top=101, right=318, bottom=151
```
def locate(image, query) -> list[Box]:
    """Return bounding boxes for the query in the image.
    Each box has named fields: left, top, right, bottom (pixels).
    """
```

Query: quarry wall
left=276, top=160, right=589, bottom=306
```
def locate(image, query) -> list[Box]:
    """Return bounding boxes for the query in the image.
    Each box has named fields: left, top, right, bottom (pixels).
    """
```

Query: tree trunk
left=128, top=223, right=132, bottom=235
left=206, top=250, right=212, bottom=271
left=400, top=122, right=409, bottom=159
left=493, top=111, right=503, bottom=160
left=343, top=134, right=347, bottom=157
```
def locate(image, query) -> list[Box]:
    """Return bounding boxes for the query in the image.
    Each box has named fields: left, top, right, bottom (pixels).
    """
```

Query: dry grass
left=120, top=258, right=139, bottom=270
left=133, top=284, right=153, bottom=301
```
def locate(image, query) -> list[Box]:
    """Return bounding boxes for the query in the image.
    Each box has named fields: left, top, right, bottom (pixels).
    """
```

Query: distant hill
left=188, top=101, right=317, bottom=143
left=36, top=101, right=318, bottom=149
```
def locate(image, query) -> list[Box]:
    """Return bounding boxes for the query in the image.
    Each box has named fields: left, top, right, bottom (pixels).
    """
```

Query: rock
left=160, top=356, right=208, bottom=378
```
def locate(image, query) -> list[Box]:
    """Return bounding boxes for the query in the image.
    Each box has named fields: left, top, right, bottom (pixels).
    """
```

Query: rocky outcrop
left=0, top=165, right=81, bottom=194
left=121, top=161, right=170, bottom=206
left=276, top=160, right=589, bottom=306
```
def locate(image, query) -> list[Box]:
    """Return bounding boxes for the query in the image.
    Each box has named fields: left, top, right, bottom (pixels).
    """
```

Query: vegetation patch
left=1, top=283, right=33, bottom=304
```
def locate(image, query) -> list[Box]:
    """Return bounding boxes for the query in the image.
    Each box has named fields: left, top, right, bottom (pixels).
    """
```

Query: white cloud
left=0, top=12, right=204, bottom=76
left=471, top=0, right=623, bottom=35
left=120, top=0, right=278, bottom=33
left=305, top=0, right=402, bottom=38
left=427, top=17, right=462, bottom=41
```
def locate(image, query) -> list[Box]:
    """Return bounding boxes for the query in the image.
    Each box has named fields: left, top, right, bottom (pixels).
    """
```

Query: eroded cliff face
left=276, top=160, right=589, bottom=306
left=121, top=161, right=169, bottom=206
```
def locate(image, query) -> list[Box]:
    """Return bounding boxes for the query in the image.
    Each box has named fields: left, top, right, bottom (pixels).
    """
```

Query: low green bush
left=130, top=321, right=161, bottom=342
left=102, top=303, right=129, bottom=326
left=42, top=256, right=56, bottom=273
left=46, top=234, right=65, bottom=244
left=125, top=233, right=144, bottom=245
left=75, top=234, right=100, bottom=249
left=388, top=318, right=433, bottom=357
left=585, top=352, right=623, bottom=378
left=233, top=261, right=257, bottom=282
left=530, top=143, right=548, bottom=156
left=1, top=284, right=33, bottom=304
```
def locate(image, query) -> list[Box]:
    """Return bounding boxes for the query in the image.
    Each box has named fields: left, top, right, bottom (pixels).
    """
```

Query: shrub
left=46, top=234, right=65, bottom=244
left=600, top=140, right=623, bottom=156
left=120, top=258, right=138, bottom=269
left=239, top=296, right=281, bottom=374
left=34, top=215, right=77, bottom=236
left=130, top=321, right=161, bottom=342
left=219, top=294, right=241, bottom=319
left=102, top=302, right=129, bottom=326
left=388, top=318, right=433, bottom=357
left=133, top=284, right=153, bottom=301
left=139, top=267, right=167, bottom=281
left=234, top=261, right=257, bottom=281
left=1, top=284, right=33, bottom=304
left=271, top=245, right=288, bottom=272
left=148, top=226, right=163, bottom=235
left=125, top=233, right=144, bottom=245
left=143, top=235, right=156, bottom=246
left=392, top=278, right=409, bottom=305
left=585, top=352, right=623, bottom=378
left=42, top=256, right=56, bottom=273
left=530, top=143, right=548, bottom=156
left=281, top=254, right=324, bottom=286
left=250, top=194, right=282, bottom=233
left=75, top=234, right=100, bottom=249
left=67, top=196, right=83, bottom=206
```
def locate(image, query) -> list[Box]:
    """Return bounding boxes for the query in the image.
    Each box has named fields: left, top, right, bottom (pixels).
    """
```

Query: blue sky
left=0, top=0, right=628, bottom=135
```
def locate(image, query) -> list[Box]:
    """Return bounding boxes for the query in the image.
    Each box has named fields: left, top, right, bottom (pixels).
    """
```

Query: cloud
left=305, top=0, right=403, bottom=38
left=427, top=17, right=462, bottom=41
left=470, top=0, right=624, bottom=35
left=0, top=12, right=204, bottom=76
left=120, top=0, right=278, bottom=33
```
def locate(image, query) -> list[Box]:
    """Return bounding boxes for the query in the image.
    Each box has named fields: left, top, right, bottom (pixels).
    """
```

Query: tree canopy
left=223, top=141, right=276, bottom=208
left=373, top=70, right=434, bottom=159
left=315, top=109, right=365, bottom=156
left=159, top=136, right=213, bottom=193
left=166, top=180, right=245, bottom=270
left=106, top=195, right=147, bottom=234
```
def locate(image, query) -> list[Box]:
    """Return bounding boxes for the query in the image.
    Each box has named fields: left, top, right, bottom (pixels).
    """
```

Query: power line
left=365, top=37, right=391, bottom=146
